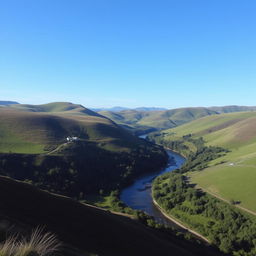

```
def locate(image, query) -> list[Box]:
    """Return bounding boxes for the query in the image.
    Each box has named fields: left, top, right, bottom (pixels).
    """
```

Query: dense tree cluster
left=150, top=133, right=256, bottom=254
left=148, top=133, right=191, bottom=156
left=153, top=172, right=256, bottom=255
left=179, top=145, right=229, bottom=173
left=149, top=133, right=228, bottom=172
left=0, top=141, right=167, bottom=198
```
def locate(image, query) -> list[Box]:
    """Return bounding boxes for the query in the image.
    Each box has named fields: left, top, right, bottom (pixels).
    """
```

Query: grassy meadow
left=156, top=111, right=256, bottom=213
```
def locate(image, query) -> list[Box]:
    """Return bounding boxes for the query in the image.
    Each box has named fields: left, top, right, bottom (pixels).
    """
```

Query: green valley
left=0, top=102, right=168, bottom=197
left=149, top=111, right=256, bottom=254
left=150, top=111, right=256, bottom=213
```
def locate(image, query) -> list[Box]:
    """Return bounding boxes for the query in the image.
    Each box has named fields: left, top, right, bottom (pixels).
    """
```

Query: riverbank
left=152, top=197, right=210, bottom=243
left=120, top=150, right=185, bottom=225
left=165, top=147, right=188, bottom=159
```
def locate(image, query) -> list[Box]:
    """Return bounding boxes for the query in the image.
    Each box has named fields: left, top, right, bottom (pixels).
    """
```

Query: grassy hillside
left=99, top=105, right=256, bottom=134
left=0, top=102, right=168, bottom=196
left=209, top=105, right=256, bottom=113
left=99, top=107, right=218, bottom=134
left=8, top=102, right=102, bottom=117
left=0, top=103, right=146, bottom=154
left=151, top=111, right=256, bottom=212
left=0, top=176, right=223, bottom=256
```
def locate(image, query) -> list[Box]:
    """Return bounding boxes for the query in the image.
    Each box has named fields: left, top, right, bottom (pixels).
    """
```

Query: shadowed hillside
left=0, top=176, right=223, bottom=256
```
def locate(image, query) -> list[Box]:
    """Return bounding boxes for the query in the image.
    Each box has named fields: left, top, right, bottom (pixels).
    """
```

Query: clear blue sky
left=1, top=0, right=256, bottom=108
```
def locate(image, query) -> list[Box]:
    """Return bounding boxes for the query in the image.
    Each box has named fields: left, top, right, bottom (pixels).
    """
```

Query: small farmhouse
left=66, top=136, right=79, bottom=142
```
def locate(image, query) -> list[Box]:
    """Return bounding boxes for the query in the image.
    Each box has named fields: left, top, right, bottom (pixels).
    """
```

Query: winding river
left=120, top=135, right=186, bottom=227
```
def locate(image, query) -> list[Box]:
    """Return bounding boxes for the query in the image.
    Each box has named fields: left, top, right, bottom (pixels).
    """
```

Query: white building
left=66, top=136, right=79, bottom=142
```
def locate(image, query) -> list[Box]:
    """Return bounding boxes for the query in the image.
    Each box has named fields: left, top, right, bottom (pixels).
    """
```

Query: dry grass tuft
left=0, top=227, right=61, bottom=256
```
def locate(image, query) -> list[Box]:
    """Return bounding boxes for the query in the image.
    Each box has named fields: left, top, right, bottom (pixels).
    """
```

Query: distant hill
left=0, top=176, right=223, bottom=256
left=0, top=101, right=19, bottom=105
left=208, top=105, right=256, bottom=113
left=134, top=107, right=167, bottom=111
left=0, top=102, right=167, bottom=196
left=99, top=107, right=218, bottom=134
left=91, top=106, right=130, bottom=112
left=92, top=106, right=167, bottom=112
left=8, top=102, right=102, bottom=117
left=99, top=106, right=256, bottom=134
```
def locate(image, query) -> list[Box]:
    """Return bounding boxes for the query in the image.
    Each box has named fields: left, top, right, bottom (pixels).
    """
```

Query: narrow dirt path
left=47, top=143, right=67, bottom=155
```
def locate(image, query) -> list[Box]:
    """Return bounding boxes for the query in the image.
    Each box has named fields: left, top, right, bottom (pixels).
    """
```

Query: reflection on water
left=120, top=150, right=185, bottom=226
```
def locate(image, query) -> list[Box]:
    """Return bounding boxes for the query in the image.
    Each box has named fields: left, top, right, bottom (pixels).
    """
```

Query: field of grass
left=84, top=192, right=134, bottom=215
left=0, top=103, right=145, bottom=154
left=157, top=111, right=256, bottom=213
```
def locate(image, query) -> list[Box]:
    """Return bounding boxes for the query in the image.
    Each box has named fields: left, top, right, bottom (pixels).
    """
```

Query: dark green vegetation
left=153, top=172, right=256, bottom=255
left=149, top=135, right=229, bottom=170
left=0, top=141, right=166, bottom=196
left=98, top=105, right=256, bottom=135
left=0, top=176, right=224, bottom=256
left=151, top=111, right=256, bottom=212
left=0, top=102, right=167, bottom=197
left=150, top=113, right=256, bottom=255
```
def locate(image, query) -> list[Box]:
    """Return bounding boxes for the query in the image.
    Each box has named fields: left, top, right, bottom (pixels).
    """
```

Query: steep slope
left=0, top=176, right=222, bottom=256
left=152, top=111, right=256, bottom=213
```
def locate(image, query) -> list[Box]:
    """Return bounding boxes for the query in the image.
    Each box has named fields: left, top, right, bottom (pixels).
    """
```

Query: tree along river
left=120, top=135, right=186, bottom=228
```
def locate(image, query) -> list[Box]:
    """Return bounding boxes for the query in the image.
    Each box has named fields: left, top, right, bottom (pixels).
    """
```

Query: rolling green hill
left=0, top=175, right=223, bottom=256
left=8, top=102, right=102, bottom=117
left=99, top=107, right=218, bottom=134
left=99, top=105, right=256, bottom=135
left=151, top=111, right=256, bottom=213
left=0, top=103, right=145, bottom=154
left=208, top=105, right=256, bottom=113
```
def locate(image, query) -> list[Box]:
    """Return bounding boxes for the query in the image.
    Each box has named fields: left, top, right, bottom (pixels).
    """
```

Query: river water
left=120, top=136, right=185, bottom=227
